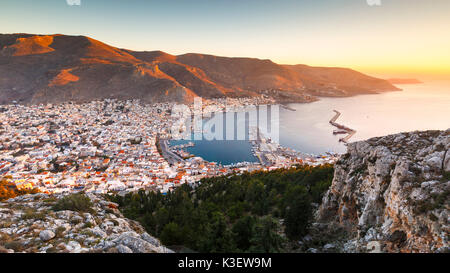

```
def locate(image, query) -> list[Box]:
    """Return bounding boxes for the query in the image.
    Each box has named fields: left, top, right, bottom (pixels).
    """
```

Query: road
left=159, top=139, right=184, bottom=165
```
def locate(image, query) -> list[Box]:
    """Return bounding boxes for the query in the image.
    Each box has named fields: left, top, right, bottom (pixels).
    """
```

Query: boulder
left=141, top=232, right=160, bottom=247
left=323, top=243, right=336, bottom=251
left=117, top=244, right=133, bottom=254
left=367, top=241, right=382, bottom=253
left=65, top=241, right=82, bottom=253
left=39, top=230, right=55, bottom=242
left=307, top=248, right=318, bottom=253
left=113, top=232, right=159, bottom=253
left=90, top=227, right=107, bottom=238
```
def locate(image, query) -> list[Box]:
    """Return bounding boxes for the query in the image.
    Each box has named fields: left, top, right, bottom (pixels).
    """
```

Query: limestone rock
left=319, top=130, right=450, bottom=253
left=113, top=232, right=159, bottom=253
left=0, top=193, right=172, bottom=253
left=117, top=244, right=133, bottom=254
left=39, top=230, right=55, bottom=242
left=141, top=232, right=161, bottom=247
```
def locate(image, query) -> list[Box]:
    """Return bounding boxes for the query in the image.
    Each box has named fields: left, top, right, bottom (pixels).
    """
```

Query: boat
left=333, top=129, right=348, bottom=135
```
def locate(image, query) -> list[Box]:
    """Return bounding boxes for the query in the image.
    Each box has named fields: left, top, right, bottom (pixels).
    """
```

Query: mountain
left=387, top=78, right=423, bottom=84
left=317, top=130, right=449, bottom=253
left=287, top=64, right=402, bottom=97
left=0, top=34, right=195, bottom=104
left=0, top=34, right=400, bottom=105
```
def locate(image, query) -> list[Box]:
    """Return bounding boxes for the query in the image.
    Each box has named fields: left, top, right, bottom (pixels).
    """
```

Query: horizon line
left=1, top=32, right=447, bottom=79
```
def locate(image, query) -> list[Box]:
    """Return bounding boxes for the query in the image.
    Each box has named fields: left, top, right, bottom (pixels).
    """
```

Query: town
left=0, top=98, right=339, bottom=196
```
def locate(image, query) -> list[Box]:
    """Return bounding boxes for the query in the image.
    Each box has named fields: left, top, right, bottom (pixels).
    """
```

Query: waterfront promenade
left=159, top=139, right=184, bottom=165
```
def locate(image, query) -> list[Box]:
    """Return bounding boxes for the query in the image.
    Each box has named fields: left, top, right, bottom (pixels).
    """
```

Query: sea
left=170, top=81, right=450, bottom=165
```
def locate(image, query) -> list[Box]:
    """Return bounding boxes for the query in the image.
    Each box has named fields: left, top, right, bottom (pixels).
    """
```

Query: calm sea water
left=170, top=138, right=259, bottom=166
left=171, top=81, right=450, bottom=163
left=281, top=81, right=450, bottom=154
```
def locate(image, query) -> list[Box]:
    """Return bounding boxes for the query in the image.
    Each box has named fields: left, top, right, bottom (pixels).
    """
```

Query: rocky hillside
left=0, top=193, right=173, bottom=253
left=0, top=34, right=400, bottom=105
left=318, top=130, right=449, bottom=253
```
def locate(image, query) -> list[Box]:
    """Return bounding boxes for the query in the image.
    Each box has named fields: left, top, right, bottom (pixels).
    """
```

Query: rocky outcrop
left=319, top=130, right=449, bottom=253
left=0, top=193, right=173, bottom=253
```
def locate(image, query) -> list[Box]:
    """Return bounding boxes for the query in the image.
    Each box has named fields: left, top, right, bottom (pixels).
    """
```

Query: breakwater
left=329, top=110, right=356, bottom=143
left=281, top=104, right=297, bottom=111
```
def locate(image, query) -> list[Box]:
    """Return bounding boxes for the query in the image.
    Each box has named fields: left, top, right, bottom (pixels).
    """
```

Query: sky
left=1, top=0, right=450, bottom=78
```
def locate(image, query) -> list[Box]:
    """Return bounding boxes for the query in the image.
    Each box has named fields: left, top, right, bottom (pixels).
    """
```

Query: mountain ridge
left=0, top=33, right=401, bottom=105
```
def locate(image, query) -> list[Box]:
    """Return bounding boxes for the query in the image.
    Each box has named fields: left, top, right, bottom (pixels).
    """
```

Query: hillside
left=0, top=34, right=400, bottom=105
left=286, top=64, right=401, bottom=97
left=317, top=130, right=449, bottom=253
left=109, top=129, right=450, bottom=254
left=110, top=165, right=334, bottom=253
left=0, top=193, right=173, bottom=253
left=1, top=130, right=448, bottom=253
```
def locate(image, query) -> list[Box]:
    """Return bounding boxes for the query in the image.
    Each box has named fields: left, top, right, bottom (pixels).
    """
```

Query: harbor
left=159, top=139, right=184, bottom=165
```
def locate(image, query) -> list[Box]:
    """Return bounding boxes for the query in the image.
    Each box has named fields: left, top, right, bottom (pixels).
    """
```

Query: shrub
left=83, top=222, right=94, bottom=229
left=55, top=226, right=66, bottom=237
left=0, top=245, right=9, bottom=253
left=42, top=197, right=58, bottom=203
left=21, top=208, right=47, bottom=221
left=46, top=246, right=60, bottom=253
left=52, top=194, right=94, bottom=213
left=71, top=218, right=82, bottom=225
left=429, top=213, right=438, bottom=221
left=3, top=241, right=24, bottom=252
left=443, top=171, right=450, bottom=181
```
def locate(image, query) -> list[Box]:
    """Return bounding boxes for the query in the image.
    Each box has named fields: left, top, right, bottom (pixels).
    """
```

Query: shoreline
left=1, top=86, right=402, bottom=107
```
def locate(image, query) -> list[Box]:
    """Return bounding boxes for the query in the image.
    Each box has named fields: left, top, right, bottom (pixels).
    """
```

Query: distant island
left=387, top=78, right=423, bottom=84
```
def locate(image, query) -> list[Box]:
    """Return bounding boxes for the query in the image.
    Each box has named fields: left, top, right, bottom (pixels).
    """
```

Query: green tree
left=232, top=215, right=256, bottom=251
left=160, top=222, right=184, bottom=246
left=110, top=164, right=334, bottom=253
left=249, top=216, right=284, bottom=253
left=200, top=212, right=236, bottom=253
left=284, top=191, right=312, bottom=240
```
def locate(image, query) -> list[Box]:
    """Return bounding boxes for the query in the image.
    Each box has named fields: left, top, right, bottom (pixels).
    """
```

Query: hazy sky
left=1, top=0, right=449, bottom=77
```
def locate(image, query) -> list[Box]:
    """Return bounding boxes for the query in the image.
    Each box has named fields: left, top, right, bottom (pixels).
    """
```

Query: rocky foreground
left=0, top=193, right=173, bottom=253
left=318, top=130, right=449, bottom=253
left=1, top=130, right=448, bottom=254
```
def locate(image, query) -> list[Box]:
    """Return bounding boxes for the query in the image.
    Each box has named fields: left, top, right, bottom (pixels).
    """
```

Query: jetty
left=329, top=110, right=356, bottom=143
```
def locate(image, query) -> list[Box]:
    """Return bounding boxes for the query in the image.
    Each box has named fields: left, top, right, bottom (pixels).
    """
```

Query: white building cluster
left=0, top=98, right=338, bottom=196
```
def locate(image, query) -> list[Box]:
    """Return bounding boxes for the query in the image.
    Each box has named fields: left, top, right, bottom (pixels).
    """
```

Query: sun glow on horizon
left=0, top=0, right=449, bottom=79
